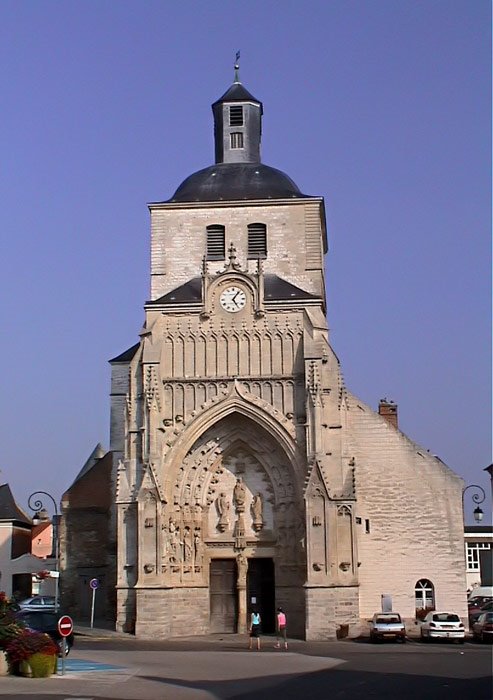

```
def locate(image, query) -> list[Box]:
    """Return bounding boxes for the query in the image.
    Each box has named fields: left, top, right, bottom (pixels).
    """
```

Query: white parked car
left=420, top=611, right=465, bottom=643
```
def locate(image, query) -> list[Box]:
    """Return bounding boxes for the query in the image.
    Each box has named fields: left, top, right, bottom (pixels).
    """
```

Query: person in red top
left=275, top=607, right=288, bottom=649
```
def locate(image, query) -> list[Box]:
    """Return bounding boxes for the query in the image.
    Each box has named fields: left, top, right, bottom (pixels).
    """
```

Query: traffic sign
left=89, top=577, right=99, bottom=590
left=58, top=615, right=73, bottom=637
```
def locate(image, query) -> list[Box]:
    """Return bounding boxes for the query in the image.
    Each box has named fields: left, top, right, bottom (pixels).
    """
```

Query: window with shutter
left=247, top=223, right=267, bottom=259
left=230, top=132, right=244, bottom=149
left=206, top=225, right=226, bottom=260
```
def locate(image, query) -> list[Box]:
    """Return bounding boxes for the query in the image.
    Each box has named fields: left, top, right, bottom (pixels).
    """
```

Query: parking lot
left=0, top=628, right=490, bottom=700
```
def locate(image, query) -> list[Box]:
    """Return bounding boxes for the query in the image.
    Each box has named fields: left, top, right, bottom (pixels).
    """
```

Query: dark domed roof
left=169, top=163, right=307, bottom=202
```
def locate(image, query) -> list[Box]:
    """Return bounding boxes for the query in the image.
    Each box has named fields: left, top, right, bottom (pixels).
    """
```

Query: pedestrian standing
left=249, top=608, right=261, bottom=650
left=275, top=607, right=288, bottom=649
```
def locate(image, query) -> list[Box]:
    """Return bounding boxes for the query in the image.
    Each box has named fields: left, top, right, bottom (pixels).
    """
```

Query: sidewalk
left=73, top=619, right=128, bottom=639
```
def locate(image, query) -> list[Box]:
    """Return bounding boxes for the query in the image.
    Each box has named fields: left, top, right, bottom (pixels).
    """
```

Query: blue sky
left=0, top=1, right=491, bottom=523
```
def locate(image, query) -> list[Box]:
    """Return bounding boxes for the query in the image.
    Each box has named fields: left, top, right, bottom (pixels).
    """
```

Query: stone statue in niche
left=233, top=514, right=246, bottom=550
left=194, top=531, right=204, bottom=566
left=251, top=494, right=264, bottom=532
left=216, top=492, right=230, bottom=532
left=168, top=519, right=181, bottom=563
left=233, top=477, right=246, bottom=511
left=183, top=527, right=193, bottom=563
left=237, top=552, right=248, bottom=584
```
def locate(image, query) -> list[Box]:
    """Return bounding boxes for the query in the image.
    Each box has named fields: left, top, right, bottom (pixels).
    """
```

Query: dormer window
left=206, top=225, right=225, bottom=260
left=229, top=105, right=243, bottom=126
left=230, top=132, right=244, bottom=149
left=247, top=223, right=267, bottom=259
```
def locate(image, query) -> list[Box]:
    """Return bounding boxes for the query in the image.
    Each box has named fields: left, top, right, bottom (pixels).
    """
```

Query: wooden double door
left=209, top=558, right=275, bottom=634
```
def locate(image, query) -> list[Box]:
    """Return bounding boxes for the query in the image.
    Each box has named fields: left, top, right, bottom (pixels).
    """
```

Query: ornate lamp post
left=462, top=484, right=486, bottom=524
left=28, top=491, right=59, bottom=612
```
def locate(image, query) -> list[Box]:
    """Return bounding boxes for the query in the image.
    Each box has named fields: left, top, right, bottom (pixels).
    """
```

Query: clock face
left=219, top=286, right=247, bottom=313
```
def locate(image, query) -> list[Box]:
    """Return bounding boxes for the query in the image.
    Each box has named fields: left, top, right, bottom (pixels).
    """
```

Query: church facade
left=108, top=72, right=467, bottom=639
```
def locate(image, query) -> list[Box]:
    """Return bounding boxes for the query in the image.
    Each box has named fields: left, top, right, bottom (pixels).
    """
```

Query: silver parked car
left=420, top=611, right=465, bottom=643
left=369, top=612, right=406, bottom=642
left=18, top=595, right=56, bottom=612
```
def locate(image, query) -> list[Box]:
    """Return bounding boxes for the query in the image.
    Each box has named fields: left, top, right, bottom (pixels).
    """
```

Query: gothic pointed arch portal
left=158, top=411, right=307, bottom=610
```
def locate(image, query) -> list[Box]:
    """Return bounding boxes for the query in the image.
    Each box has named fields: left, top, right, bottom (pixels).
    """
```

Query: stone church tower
left=109, top=70, right=467, bottom=639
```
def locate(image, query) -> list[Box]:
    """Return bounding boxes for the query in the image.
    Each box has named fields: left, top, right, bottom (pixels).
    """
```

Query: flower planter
left=17, top=653, right=56, bottom=677
left=18, top=659, right=32, bottom=677
left=27, top=653, right=57, bottom=678
left=0, top=650, right=9, bottom=676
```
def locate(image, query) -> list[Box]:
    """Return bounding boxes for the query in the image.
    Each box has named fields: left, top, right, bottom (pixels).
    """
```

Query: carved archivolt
left=158, top=383, right=304, bottom=483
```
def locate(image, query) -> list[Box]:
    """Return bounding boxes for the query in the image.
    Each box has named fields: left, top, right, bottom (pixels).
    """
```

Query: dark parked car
left=469, top=599, right=493, bottom=625
left=472, top=612, right=493, bottom=642
left=15, top=610, right=74, bottom=655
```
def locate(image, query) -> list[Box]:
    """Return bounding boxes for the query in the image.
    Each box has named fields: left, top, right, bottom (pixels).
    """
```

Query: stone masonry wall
left=135, top=587, right=209, bottom=638
left=149, top=200, right=325, bottom=301
left=342, top=392, right=467, bottom=621
left=305, top=586, right=359, bottom=640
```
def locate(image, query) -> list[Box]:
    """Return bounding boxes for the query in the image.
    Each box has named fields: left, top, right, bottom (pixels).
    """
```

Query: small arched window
left=415, top=579, right=435, bottom=615
left=206, top=225, right=225, bottom=260
left=247, top=223, right=267, bottom=259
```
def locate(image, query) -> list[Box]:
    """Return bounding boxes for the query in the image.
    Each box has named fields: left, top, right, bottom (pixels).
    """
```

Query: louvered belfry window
left=247, top=223, right=267, bottom=259
left=229, top=105, right=244, bottom=126
left=206, top=225, right=226, bottom=260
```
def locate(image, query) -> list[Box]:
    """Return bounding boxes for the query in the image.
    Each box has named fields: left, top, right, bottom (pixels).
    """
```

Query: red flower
left=6, top=629, right=58, bottom=663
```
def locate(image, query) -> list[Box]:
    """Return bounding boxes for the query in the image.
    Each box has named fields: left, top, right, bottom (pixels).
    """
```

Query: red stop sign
left=58, top=615, right=73, bottom=637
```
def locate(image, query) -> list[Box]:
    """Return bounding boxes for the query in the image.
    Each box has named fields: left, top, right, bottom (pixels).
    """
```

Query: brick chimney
left=378, top=398, right=398, bottom=429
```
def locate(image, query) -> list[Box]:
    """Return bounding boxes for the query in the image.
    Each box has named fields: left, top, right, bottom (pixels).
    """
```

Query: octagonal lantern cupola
left=212, top=62, right=263, bottom=165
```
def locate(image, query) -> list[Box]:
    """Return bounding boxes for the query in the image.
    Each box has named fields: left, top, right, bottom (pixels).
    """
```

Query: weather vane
left=234, top=50, right=240, bottom=82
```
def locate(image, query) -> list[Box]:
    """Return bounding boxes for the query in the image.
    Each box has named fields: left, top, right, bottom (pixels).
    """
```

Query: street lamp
left=28, top=491, right=59, bottom=612
left=462, top=484, right=486, bottom=524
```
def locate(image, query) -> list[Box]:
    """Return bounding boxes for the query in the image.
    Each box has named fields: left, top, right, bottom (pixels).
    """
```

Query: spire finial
left=234, top=50, right=240, bottom=83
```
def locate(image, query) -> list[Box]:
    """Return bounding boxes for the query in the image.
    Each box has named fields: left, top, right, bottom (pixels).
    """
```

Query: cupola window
left=230, top=132, right=244, bottom=149
left=229, top=105, right=244, bottom=126
left=247, top=223, right=267, bottom=259
left=206, top=225, right=225, bottom=260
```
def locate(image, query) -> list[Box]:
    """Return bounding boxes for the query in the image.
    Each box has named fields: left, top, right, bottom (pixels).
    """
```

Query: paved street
left=0, top=632, right=491, bottom=700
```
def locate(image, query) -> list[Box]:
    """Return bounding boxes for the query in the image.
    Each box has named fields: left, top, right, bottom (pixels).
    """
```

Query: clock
left=219, top=286, right=247, bottom=313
